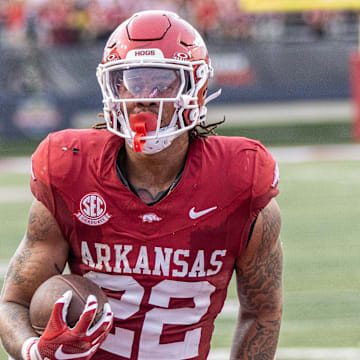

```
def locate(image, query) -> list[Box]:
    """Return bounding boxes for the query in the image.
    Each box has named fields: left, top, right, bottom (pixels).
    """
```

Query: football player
left=0, top=10, right=283, bottom=360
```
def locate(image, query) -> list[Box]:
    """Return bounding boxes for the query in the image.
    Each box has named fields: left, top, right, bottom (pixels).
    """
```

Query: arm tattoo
left=232, top=203, right=283, bottom=360
left=0, top=201, right=68, bottom=359
left=5, top=248, right=33, bottom=286
left=234, top=318, right=282, bottom=360
left=0, top=302, right=36, bottom=360
left=238, top=205, right=282, bottom=312
left=27, top=205, right=59, bottom=245
left=6, top=205, right=59, bottom=287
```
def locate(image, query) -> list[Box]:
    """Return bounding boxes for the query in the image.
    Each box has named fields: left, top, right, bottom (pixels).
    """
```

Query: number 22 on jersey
left=85, top=272, right=216, bottom=360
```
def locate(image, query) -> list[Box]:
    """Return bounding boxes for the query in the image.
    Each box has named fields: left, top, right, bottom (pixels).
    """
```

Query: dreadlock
left=190, top=117, right=226, bottom=138
left=92, top=113, right=107, bottom=130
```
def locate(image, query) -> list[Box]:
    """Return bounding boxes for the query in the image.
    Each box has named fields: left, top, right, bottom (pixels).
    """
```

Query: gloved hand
left=22, top=290, right=113, bottom=360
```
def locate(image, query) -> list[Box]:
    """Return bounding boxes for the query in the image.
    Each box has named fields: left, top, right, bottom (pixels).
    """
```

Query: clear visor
left=108, top=67, right=187, bottom=100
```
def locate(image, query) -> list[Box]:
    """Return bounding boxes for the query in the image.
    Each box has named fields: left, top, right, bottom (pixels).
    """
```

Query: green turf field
left=1, top=159, right=360, bottom=359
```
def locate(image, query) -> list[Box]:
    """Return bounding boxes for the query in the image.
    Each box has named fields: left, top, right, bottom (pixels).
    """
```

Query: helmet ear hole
left=189, top=109, right=199, bottom=123
left=196, top=64, right=207, bottom=79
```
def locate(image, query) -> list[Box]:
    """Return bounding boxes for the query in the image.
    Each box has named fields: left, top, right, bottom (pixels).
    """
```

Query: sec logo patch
left=75, top=193, right=111, bottom=226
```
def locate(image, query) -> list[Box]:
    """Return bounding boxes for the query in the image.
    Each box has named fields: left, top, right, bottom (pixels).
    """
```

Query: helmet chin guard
left=125, top=124, right=179, bottom=154
left=128, top=112, right=178, bottom=154
left=97, top=10, right=222, bottom=154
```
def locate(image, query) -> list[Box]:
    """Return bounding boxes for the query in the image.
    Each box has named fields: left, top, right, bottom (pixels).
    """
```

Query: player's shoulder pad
left=201, top=136, right=278, bottom=192
left=31, top=129, right=113, bottom=186
left=203, top=135, right=266, bottom=155
left=251, top=139, right=279, bottom=198
left=207, top=135, right=278, bottom=185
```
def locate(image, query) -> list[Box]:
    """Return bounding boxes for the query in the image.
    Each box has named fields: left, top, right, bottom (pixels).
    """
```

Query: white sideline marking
left=208, top=348, right=360, bottom=360
left=207, top=100, right=352, bottom=125
left=0, top=187, right=33, bottom=203
left=270, top=144, right=360, bottom=163
left=0, top=158, right=31, bottom=174
left=0, top=262, right=8, bottom=277
left=277, top=348, right=360, bottom=359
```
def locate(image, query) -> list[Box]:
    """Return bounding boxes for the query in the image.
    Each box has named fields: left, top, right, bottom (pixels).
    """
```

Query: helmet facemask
left=97, top=54, right=213, bottom=154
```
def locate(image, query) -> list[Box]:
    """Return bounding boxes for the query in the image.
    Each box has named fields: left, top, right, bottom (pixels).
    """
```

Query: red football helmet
left=97, top=10, right=221, bottom=153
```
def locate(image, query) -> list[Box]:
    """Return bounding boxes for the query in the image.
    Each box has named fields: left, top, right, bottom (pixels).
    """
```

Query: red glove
left=23, top=290, right=113, bottom=360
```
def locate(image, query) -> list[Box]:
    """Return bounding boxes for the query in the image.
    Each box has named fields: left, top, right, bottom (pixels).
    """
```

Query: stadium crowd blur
left=0, top=0, right=358, bottom=48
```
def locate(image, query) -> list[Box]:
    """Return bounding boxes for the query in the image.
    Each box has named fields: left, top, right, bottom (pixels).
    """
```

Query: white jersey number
left=85, top=272, right=215, bottom=360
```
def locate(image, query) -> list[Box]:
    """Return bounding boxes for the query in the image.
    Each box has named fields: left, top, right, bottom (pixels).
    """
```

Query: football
left=29, top=274, right=108, bottom=335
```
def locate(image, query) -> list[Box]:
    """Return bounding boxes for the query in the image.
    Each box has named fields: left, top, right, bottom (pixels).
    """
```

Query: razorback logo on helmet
left=126, top=49, right=164, bottom=59
left=106, top=53, right=120, bottom=62
left=173, top=52, right=190, bottom=61
left=75, top=193, right=112, bottom=226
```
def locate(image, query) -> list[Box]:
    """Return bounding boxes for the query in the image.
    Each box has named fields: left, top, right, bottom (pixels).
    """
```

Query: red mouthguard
left=129, top=113, right=158, bottom=152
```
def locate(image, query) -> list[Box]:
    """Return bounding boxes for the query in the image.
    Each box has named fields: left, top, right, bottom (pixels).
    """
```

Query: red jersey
left=30, top=129, right=279, bottom=360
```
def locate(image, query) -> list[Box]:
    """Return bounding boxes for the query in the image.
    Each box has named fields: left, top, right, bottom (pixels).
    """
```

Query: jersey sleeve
left=250, top=143, right=279, bottom=217
left=30, top=135, right=56, bottom=215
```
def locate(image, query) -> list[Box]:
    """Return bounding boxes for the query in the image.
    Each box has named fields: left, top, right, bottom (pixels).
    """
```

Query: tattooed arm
left=230, top=198, right=283, bottom=360
left=0, top=200, right=69, bottom=360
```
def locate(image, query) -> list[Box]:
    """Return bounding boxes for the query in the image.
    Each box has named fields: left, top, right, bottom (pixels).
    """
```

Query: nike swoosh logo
left=55, top=344, right=99, bottom=360
left=189, top=206, right=217, bottom=219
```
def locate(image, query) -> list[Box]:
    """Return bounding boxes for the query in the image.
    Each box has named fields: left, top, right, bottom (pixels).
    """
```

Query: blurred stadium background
left=1, top=0, right=360, bottom=359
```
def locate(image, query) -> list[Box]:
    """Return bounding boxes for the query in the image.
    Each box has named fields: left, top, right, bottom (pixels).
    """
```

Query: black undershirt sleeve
left=246, top=215, right=258, bottom=248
